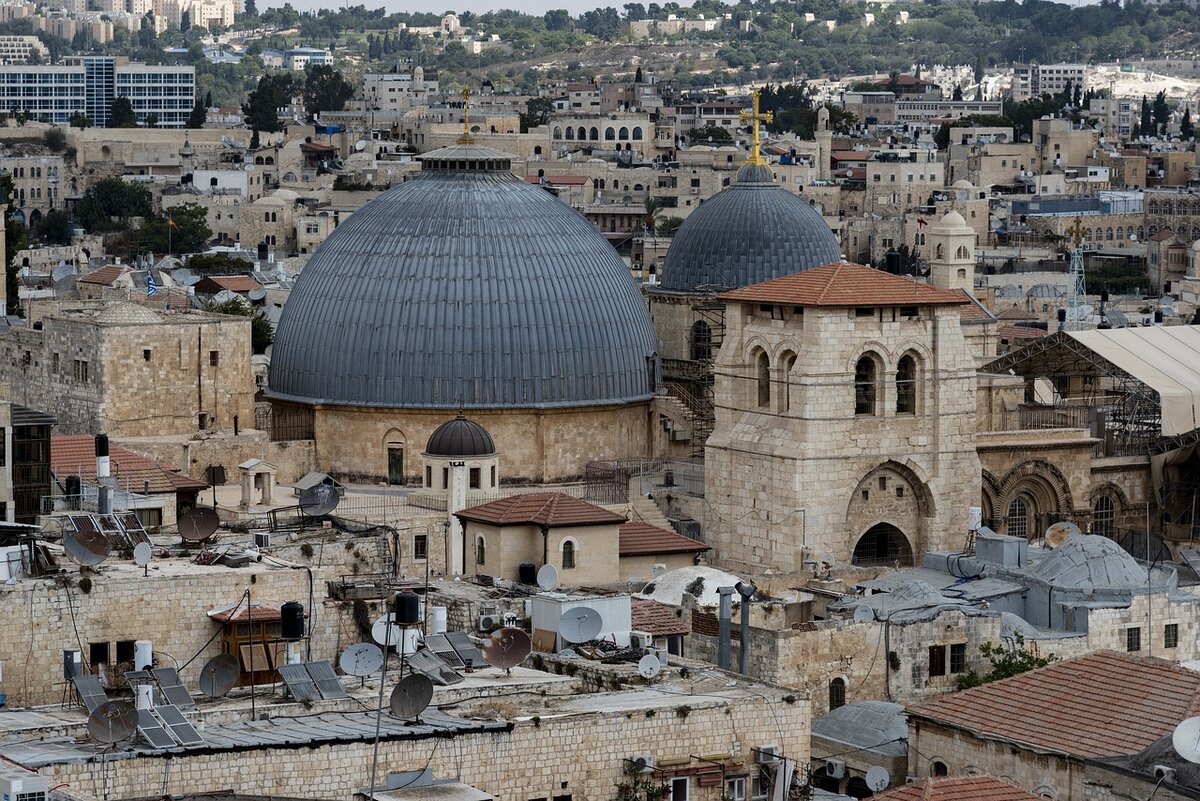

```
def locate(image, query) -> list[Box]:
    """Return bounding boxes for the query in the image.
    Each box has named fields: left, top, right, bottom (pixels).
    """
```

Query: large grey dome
left=655, top=164, right=841, bottom=294
left=268, top=146, right=658, bottom=410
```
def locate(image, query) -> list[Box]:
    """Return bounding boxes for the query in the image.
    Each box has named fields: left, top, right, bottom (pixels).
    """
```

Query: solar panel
left=152, top=668, right=196, bottom=709
left=278, top=663, right=321, bottom=702
left=72, top=674, right=108, bottom=713
left=423, top=634, right=464, bottom=668
left=68, top=515, right=99, bottom=535
left=117, top=512, right=151, bottom=544
left=136, top=709, right=175, bottom=749
left=407, top=649, right=463, bottom=686
left=154, top=704, right=203, bottom=746
left=445, top=632, right=486, bottom=668
left=305, top=661, right=348, bottom=700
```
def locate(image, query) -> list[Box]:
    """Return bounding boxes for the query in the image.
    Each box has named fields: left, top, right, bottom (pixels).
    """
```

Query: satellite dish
left=559, top=606, right=602, bottom=644
left=355, top=139, right=367, bottom=152
left=637, top=653, right=662, bottom=679
left=64, top=528, right=110, bottom=567
left=179, top=507, right=219, bottom=542
left=87, top=700, right=138, bottom=743
left=371, top=614, right=401, bottom=647
left=198, top=654, right=240, bottom=698
left=299, top=483, right=340, bottom=517
left=133, top=542, right=152, bottom=567
left=481, top=627, right=532, bottom=671
left=1173, top=717, right=1200, bottom=764
left=819, top=553, right=837, bottom=568
left=866, top=767, right=890, bottom=792
left=558, top=648, right=577, bottom=659
left=652, top=564, right=667, bottom=578
left=247, top=287, right=267, bottom=302
left=339, top=642, right=384, bottom=677
left=853, top=604, right=874, bottom=624
left=1045, top=520, right=1081, bottom=547
left=389, top=673, right=434, bottom=720
left=536, top=563, right=559, bottom=591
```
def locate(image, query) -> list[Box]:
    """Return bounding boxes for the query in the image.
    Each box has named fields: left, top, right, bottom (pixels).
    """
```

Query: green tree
left=75, top=178, right=153, bottom=233
left=1140, top=95, right=1152, bottom=134
left=952, top=84, right=963, bottom=101
left=934, top=122, right=951, bottom=149
left=69, top=112, right=93, bottom=129
left=135, top=203, right=211, bottom=255
left=1182, top=108, right=1195, bottom=140
left=206, top=296, right=274, bottom=354
left=520, top=96, right=554, bottom=132
left=1151, top=90, right=1170, bottom=134
left=42, top=127, right=66, bottom=152
left=543, top=8, right=572, bottom=30
left=32, top=209, right=72, bottom=245
left=956, top=635, right=1058, bottom=690
left=642, top=196, right=659, bottom=233
left=186, top=100, right=207, bottom=129
left=686, top=125, right=732, bottom=143
left=143, top=113, right=159, bottom=128
left=303, top=65, right=354, bottom=120
left=243, top=73, right=295, bottom=133
left=187, top=253, right=255, bottom=274
left=656, top=216, right=683, bottom=236
left=107, top=96, right=137, bottom=128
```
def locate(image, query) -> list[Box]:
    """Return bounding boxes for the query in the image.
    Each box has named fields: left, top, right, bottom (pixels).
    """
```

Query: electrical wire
left=180, top=588, right=248, bottom=670
left=61, top=577, right=90, bottom=673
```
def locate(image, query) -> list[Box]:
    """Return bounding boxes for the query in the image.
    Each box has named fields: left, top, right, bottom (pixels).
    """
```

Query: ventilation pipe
left=96, top=434, right=111, bottom=515
left=736, top=581, right=756, bottom=674
left=717, top=586, right=734, bottom=670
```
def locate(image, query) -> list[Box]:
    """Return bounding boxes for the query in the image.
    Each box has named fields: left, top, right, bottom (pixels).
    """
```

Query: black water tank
left=518, top=563, right=537, bottom=585
left=281, top=601, right=305, bottom=640
left=394, top=590, right=421, bottom=626
left=884, top=250, right=902, bottom=274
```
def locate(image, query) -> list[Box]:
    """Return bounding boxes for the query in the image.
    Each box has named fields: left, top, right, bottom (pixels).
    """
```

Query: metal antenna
left=368, top=609, right=394, bottom=800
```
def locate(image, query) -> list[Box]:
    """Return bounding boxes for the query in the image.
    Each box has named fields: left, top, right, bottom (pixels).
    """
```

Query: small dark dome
left=655, top=163, right=842, bottom=294
left=425, top=414, right=496, bottom=457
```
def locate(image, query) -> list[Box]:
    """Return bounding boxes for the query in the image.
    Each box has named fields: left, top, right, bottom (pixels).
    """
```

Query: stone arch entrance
left=383, top=428, right=407, bottom=485
left=997, top=459, right=1074, bottom=540
left=845, top=461, right=932, bottom=560
left=852, top=523, right=914, bottom=567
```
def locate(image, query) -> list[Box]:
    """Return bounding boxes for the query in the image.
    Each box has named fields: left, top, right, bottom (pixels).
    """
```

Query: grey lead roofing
left=425, top=413, right=497, bottom=457
left=654, top=163, right=842, bottom=294
left=268, top=161, right=659, bottom=410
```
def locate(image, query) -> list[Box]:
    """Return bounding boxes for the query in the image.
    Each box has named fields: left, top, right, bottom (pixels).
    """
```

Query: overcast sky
left=265, top=0, right=692, bottom=18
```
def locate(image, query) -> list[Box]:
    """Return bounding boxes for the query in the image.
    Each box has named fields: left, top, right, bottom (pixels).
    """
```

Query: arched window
left=589, top=127, right=599, bottom=140
left=619, top=126, right=629, bottom=139
left=955, top=244, right=969, bottom=259
left=533, top=146, right=542, bottom=155
left=632, top=126, right=643, bottom=140
left=1006, top=496, right=1031, bottom=540
left=896, top=354, right=917, bottom=414
left=855, top=356, right=877, bottom=415
left=828, top=677, right=846, bottom=710
left=553, top=126, right=562, bottom=139
left=1116, top=225, right=1124, bottom=240
left=931, top=761, right=949, bottom=777
left=475, top=535, right=486, bottom=565
left=935, top=243, right=944, bottom=259
left=565, top=127, right=573, bottom=140
left=604, top=127, right=616, bottom=141
left=263, top=211, right=271, bottom=222
left=561, top=539, right=576, bottom=569
left=1106, top=227, right=1114, bottom=241
left=577, top=126, right=586, bottom=140
left=691, top=320, right=712, bottom=361
left=783, top=352, right=797, bottom=412
left=1093, top=495, right=1115, bottom=538
left=756, top=350, right=770, bottom=407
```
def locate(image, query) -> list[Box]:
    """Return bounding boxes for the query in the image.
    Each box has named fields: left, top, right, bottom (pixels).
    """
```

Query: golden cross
left=458, top=85, right=474, bottom=145
left=739, top=90, right=773, bottom=167
left=1067, top=216, right=1085, bottom=249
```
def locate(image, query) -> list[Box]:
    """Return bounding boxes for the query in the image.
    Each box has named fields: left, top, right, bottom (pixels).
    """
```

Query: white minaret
left=815, top=106, right=832, bottom=182
left=447, top=460, right=468, bottom=574
left=927, top=210, right=976, bottom=292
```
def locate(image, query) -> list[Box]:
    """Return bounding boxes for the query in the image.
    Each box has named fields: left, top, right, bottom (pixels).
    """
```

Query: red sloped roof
left=200, top=275, right=263, bottom=292
left=719, top=262, right=969, bottom=308
left=873, top=777, right=1043, bottom=801
left=906, top=651, right=1200, bottom=759
left=619, top=521, right=709, bottom=556
left=52, top=435, right=208, bottom=493
left=456, top=493, right=626, bottom=527
left=997, top=324, right=1047, bottom=341
left=631, top=598, right=689, bottom=636
left=78, top=265, right=128, bottom=285
left=958, top=291, right=996, bottom=323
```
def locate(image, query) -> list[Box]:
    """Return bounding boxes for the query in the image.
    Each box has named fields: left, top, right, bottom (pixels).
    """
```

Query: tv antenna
left=559, top=606, right=602, bottom=644
left=299, top=483, right=340, bottom=517
left=389, top=674, right=433, bottom=722
left=1173, top=716, right=1200, bottom=764
left=536, top=563, right=559, bottom=591
left=198, top=654, right=240, bottom=698
left=87, top=700, right=137, bottom=743
left=637, top=653, right=662, bottom=679
left=64, top=528, right=109, bottom=567
left=481, top=627, right=532, bottom=673
left=340, top=642, right=385, bottom=677
left=179, top=507, right=219, bottom=543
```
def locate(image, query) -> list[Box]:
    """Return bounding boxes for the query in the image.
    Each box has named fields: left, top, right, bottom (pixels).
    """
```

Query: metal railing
left=40, top=487, right=161, bottom=515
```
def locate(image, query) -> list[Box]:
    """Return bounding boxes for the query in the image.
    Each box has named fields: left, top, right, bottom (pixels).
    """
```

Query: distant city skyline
left=261, top=0, right=707, bottom=18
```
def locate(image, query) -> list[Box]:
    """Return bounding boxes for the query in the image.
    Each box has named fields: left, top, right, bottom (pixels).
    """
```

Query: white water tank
left=430, top=606, right=448, bottom=635
left=136, top=683, right=154, bottom=710
left=395, top=628, right=421, bottom=655
left=134, top=640, right=153, bottom=671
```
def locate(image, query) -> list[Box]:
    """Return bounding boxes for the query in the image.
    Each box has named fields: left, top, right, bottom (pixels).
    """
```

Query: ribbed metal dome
left=655, top=164, right=842, bottom=294
left=425, top=413, right=496, bottom=457
left=268, top=149, right=658, bottom=409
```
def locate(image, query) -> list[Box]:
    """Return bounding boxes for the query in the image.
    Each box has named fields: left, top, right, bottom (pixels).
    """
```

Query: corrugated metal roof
left=268, top=165, right=658, bottom=409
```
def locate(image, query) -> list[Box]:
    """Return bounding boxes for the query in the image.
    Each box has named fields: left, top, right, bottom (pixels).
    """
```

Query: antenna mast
left=1067, top=216, right=1086, bottom=328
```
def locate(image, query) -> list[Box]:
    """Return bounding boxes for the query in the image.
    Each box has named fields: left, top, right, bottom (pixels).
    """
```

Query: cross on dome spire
left=739, top=90, right=773, bottom=167
left=458, top=85, right=474, bottom=145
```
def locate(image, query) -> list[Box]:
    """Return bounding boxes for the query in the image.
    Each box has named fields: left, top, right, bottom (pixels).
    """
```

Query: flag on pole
left=167, top=217, right=178, bottom=230
left=146, top=272, right=158, bottom=297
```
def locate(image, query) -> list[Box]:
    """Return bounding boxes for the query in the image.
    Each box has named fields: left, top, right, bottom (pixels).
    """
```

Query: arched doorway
left=852, top=523, right=914, bottom=567
left=384, top=429, right=406, bottom=485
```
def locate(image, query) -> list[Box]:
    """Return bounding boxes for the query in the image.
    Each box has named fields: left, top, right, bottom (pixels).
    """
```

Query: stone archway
left=997, top=459, right=1074, bottom=539
left=845, top=461, right=933, bottom=559
left=852, top=523, right=914, bottom=567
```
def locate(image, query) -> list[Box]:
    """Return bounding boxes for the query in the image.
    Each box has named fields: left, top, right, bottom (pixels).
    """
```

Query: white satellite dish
left=853, top=604, right=874, bottom=624
left=637, top=653, right=662, bottom=679
left=559, top=606, right=602, bottom=644
left=133, top=542, right=152, bottom=567
left=339, top=642, right=384, bottom=677
left=536, top=563, right=559, bottom=591
left=355, top=139, right=367, bottom=151
left=1173, top=716, right=1200, bottom=764
left=371, top=613, right=401, bottom=647
left=866, top=766, right=890, bottom=792
left=652, top=564, right=667, bottom=578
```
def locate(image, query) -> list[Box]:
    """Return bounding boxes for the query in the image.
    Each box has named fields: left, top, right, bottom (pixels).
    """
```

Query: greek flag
left=146, top=272, right=158, bottom=297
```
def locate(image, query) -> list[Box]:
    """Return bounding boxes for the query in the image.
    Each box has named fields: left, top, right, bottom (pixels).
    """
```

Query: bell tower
left=927, top=211, right=975, bottom=292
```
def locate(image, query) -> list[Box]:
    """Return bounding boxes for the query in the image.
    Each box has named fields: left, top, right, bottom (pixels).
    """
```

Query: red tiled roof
left=619, top=521, right=709, bottom=556
left=719, top=263, right=969, bottom=308
left=906, top=651, right=1200, bottom=759
left=873, top=776, right=1042, bottom=801
left=997, top=324, right=1047, bottom=342
left=456, top=493, right=626, bottom=527
left=958, top=291, right=996, bottom=323
left=78, top=265, right=128, bottom=285
left=831, top=150, right=874, bottom=161
left=202, top=275, right=262, bottom=292
left=631, top=598, right=689, bottom=636
left=52, top=435, right=208, bottom=493
left=1149, top=229, right=1175, bottom=242
left=997, top=307, right=1037, bottom=320
left=208, top=600, right=284, bottom=623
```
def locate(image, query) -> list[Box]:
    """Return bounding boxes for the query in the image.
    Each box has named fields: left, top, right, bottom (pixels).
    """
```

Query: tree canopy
left=303, top=65, right=355, bottom=120
left=134, top=203, right=212, bottom=255
left=75, top=178, right=153, bottom=233
left=243, top=73, right=295, bottom=133
left=107, top=96, right=137, bottom=128
left=207, top=296, right=274, bottom=354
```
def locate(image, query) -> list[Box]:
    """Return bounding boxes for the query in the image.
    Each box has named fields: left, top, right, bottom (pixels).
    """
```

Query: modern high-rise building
left=0, top=56, right=193, bottom=126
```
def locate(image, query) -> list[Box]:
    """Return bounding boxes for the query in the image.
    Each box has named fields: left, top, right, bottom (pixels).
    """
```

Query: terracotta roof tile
left=455, top=492, right=626, bottom=527
left=906, top=651, right=1200, bottom=759
left=52, top=435, right=208, bottom=494
left=997, top=307, right=1037, bottom=320
left=619, top=521, right=710, bottom=556
left=207, top=600, right=284, bottom=623
left=631, top=598, right=689, bottom=636
left=997, top=324, right=1047, bottom=342
left=958, top=291, right=996, bottom=323
left=1149, top=229, right=1175, bottom=242
left=719, top=263, right=969, bottom=308
left=199, top=275, right=263, bottom=293
left=873, top=776, right=1043, bottom=801
left=78, top=265, right=128, bottom=285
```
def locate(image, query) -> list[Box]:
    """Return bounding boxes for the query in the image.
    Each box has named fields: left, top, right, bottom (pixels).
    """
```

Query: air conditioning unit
left=630, top=631, right=654, bottom=650
left=629, top=754, right=655, bottom=773
left=756, top=745, right=781, bottom=764
left=825, top=758, right=846, bottom=779
left=253, top=532, right=271, bottom=549
left=478, top=614, right=500, bottom=631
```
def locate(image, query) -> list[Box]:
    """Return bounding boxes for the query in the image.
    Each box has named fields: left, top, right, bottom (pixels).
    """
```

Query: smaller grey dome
left=425, top=414, right=496, bottom=457
left=1029, top=533, right=1146, bottom=590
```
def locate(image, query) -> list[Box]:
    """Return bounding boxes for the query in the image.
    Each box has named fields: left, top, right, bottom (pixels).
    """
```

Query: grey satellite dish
left=371, top=614, right=401, bottom=647
left=389, top=673, right=434, bottom=720
left=1173, top=716, right=1200, bottom=764
left=652, top=564, right=667, bottom=578
left=559, top=606, right=602, bottom=644
left=340, top=642, right=384, bottom=677
left=482, top=627, right=532, bottom=671
left=853, top=604, right=874, bottom=624
left=212, top=289, right=239, bottom=304
left=865, top=767, right=890, bottom=792
left=819, top=553, right=837, bottom=569
left=1045, top=520, right=1081, bottom=547
left=355, top=139, right=368, bottom=152
left=299, top=483, right=340, bottom=517
left=247, top=287, right=267, bottom=302
left=179, top=507, right=219, bottom=542
left=65, top=528, right=110, bottom=567
left=637, top=653, right=662, bottom=679
left=172, top=267, right=194, bottom=284
left=558, top=649, right=577, bottom=659
left=536, top=563, right=559, bottom=591
left=87, top=700, right=138, bottom=743
left=198, top=654, right=240, bottom=698
left=133, top=541, right=152, bottom=567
